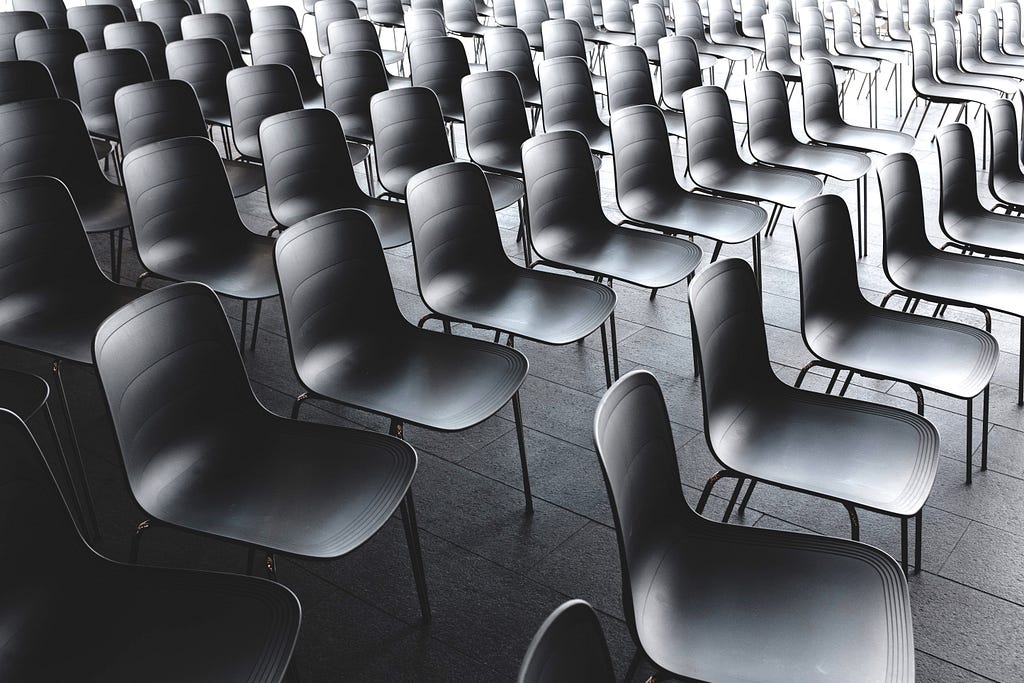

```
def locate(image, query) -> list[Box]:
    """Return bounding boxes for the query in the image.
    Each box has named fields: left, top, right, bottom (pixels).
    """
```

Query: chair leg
left=737, top=479, right=757, bottom=515
left=511, top=390, right=533, bottom=513
left=1018, top=322, right=1023, bottom=406
left=696, top=469, right=733, bottom=514
left=915, top=510, right=922, bottom=573
left=600, top=322, right=612, bottom=388
left=291, top=391, right=309, bottom=419
left=794, top=360, right=826, bottom=388
left=966, top=393, right=974, bottom=484
left=41, top=400, right=88, bottom=536
left=844, top=502, right=859, bottom=541
left=130, top=518, right=151, bottom=562
left=399, top=491, right=432, bottom=622
left=240, top=299, right=248, bottom=352
left=625, top=648, right=644, bottom=682
left=249, top=299, right=263, bottom=352
left=609, top=310, right=620, bottom=380
left=900, top=516, right=908, bottom=575
left=981, top=385, right=989, bottom=471
left=52, top=359, right=100, bottom=541
left=722, top=477, right=745, bottom=523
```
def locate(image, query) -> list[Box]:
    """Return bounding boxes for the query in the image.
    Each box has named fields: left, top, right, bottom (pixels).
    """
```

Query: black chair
left=12, top=0, right=66, bottom=28
left=0, top=58, right=57, bottom=103
left=538, top=55, right=612, bottom=155
left=250, top=3, right=300, bottom=32
left=675, top=0, right=737, bottom=69
left=139, top=0, right=191, bottom=42
left=93, top=281, right=430, bottom=620
left=985, top=97, right=1024, bottom=215
left=657, top=35, right=706, bottom=115
left=370, top=86, right=524, bottom=211
left=877, top=151, right=1024, bottom=406
left=14, top=27, right=87, bottom=102
left=67, top=4, right=125, bottom=50
left=444, top=0, right=499, bottom=44
left=857, top=0, right=910, bottom=50
left=0, top=176, right=146, bottom=540
left=321, top=48, right=387, bottom=146
left=484, top=27, right=542, bottom=110
left=405, top=7, right=447, bottom=51
left=461, top=69, right=532, bottom=181
left=250, top=27, right=323, bottom=108
left=226, top=63, right=302, bottom=162
left=517, top=600, right=615, bottom=683
left=122, top=136, right=278, bottom=351
left=326, top=18, right=405, bottom=80
left=0, top=10, right=45, bottom=61
left=115, top=78, right=265, bottom=197
left=683, top=84, right=822, bottom=235
left=88, top=0, right=139, bottom=22
left=0, top=408, right=302, bottom=681
left=610, top=104, right=768, bottom=284
left=259, top=108, right=410, bottom=245
left=166, top=37, right=233, bottom=128
left=0, top=97, right=131, bottom=278
left=367, top=0, right=405, bottom=30
left=541, top=18, right=608, bottom=97
left=831, top=1, right=904, bottom=117
left=593, top=369, right=916, bottom=682
left=314, top=0, right=358, bottom=55
left=406, top=161, right=618, bottom=385
left=206, top=0, right=253, bottom=52
left=408, top=35, right=470, bottom=128
left=605, top=44, right=685, bottom=138
left=794, top=193, right=997, bottom=485
left=275, top=208, right=533, bottom=508
left=181, top=12, right=248, bottom=67
left=103, top=20, right=169, bottom=78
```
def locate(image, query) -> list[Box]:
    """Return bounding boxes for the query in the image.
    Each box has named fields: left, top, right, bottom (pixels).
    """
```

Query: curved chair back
left=74, top=48, right=152, bottom=139
left=166, top=37, right=233, bottom=122
left=932, top=0, right=955, bottom=24
left=326, top=18, right=388, bottom=61
left=797, top=5, right=830, bottom=59
left=563, top=0, right=600, bottom=32
left=181, top=13, right=247, bottom=67
left=909, top=28, right=939, bottom=90
left=412, top=0, right=444, bottom=13
left=634, top=2, right=667, bottom=57
left=115, top=78, right=209, bottom=154
left=462, top=69, right=531, bottom=171
left=830, top=0, right=858, bottom=51
left=0, top=11, right=46, bottom=61
left=540, top=17, right=587, bottom=59
left=67, top=4, right=125, bottom=50
left=744, top=69, right=798, bottom=151
left=139, top=0, right=192, bottom=42
left=226, top=63, right=303, bottom=160
left=658, top=34, right=702, bottom=108
left=931, top=20, right=961, bottom=80
left=15, top=27, right=87, bottom=102
left=367, top=0, right=406, bottom=27
left=517, top=600, right=616, bottom=683
left=1002, top=2, right=1024, bottom=53
left=957, top=13, right=984, bottom=64
left=682, top=85, right=742, bottom=174
left=673, top=0, right=709, bottom=46
left=250, top=4, right=301, bottom=31
left=907, top=0, right=931, bottom=33
left=876, top=152, right=933, bottom=274
left=88, top=0, right=140, bottom=22
left=605, top=44, right=657, bottom=112
left=370, top=87, right=453, bottom=196
left=610, top=104, right=677, bottom=194
left=741, top=0, right=767, bottom=37
left=321, top=48, right=388, bottom=143
left=250, top=27, right=321, bottom=103
left=0, top=59, right=57, bottom=104
left=886, top=0, right=911, bottom=40
left=443, top=0, right=482, bottom=29
left=979, top=8, right=1007, bottom=61
left=522, top=130, right=607, bottom=242
left=934, top=122, right=986, bottom=221
left=404, top=8, right=446, bottom=48
left=13, top=0, right=66, bottom=28
left=103, top=21, right=169, bottom=78
left=205, top=0, right=254, bottom=51
left=962, top=0, right=983, bottom=15
left=762, top=12, right=800, bottom=77
left=709, top=0, right=747, bottom=44
left=538, top=56, right=603, bottom=133
left=514, top=0, right=551, bottom=44
left=408, top=35, right=470, bottom=115
left=988, top=98, right=1023, bottom=189
left=602, top=0, right=634, bottom=32
left=800, top=56, right=842, bottom=125
left=314, top=0, right=359, bottom=54
left=484, top=27, right=541, bottom=98
left=259, top=108, right=365, bottom=227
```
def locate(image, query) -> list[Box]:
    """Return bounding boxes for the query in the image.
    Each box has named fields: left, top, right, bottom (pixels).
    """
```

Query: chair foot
left=696, top=470, right=732, bottom=514
left=291, top=392, right=309, bottom=419
left=844, top=502, right=859, bottom=541
left=400, top=491, right=431, bottom=622
left=130, top=519, right=151, bottom=562
left=511, top=391, right=533, bottom=513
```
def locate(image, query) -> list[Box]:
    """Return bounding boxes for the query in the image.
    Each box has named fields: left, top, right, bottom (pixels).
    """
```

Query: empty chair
left=366, top=0, right=405, bottom=29
left=275, top=209, right=533, bottom=508
left=139, top=0, right=191, bottom=42
left=0, top=408, right=301, bottom=681
left=250, top=3, right=300, bottom=31
left=103, top=21, right=169, bottom=78
left=15, top=27, right=87, bottom=102
left=539, top=56, right=612, bottom=155
left=979, top=8, right=1024, bottom=68
left=541, top=17, right=608, bottom=97
left=933, top=20, right=1017, bottom=95
left=181, top=12, right=247, bottom=67
left=710, top=0, right=761, bottom=52
left=857, top=0, right=910, bottom=50
left=443, top=0, right=498, bottom=42
left=409, top=35, right=470, bottom=124
left=67, top=4, right=125, bottom=51
left=0, top=11, right=46, bottom=61
left=761, top=12, right=801, bottom=82
left=987, top=98, right=1024, bottom=214
left=832, top=1, right=905, bottom=116
left=251, top=27, right=322, bottom=108
left=461, top=69, right=532, bottom=178
left=611, top=104, right=768, bottom=281
left=0, top=176, right=145, bottom=539
left=226, top=63, right=302, bottom=161
left=13, top=0, right=66, bottom=28
left=605, top=44, right=686, bottom=137
left=484, top=27, right=542, bottom=108
left=601, top=0, right=634, bottom=33
left=87, top=0, right=139, bottom=21
left=658, top=35, right=706, bottom=112
left=674, top=0, right=738, bottom=70
left=406, top=161, right=618, bottom=384
left=122, top=136, right=278, bottom=351
left=517, top=600, right=616, bottom=683
left=321, top=48, right=387, bottom=144
left=885, top=0, right=912, bottom=41
left=74, top=48, right=152, bottom=148
left=741, top=0, right=767, bottom=38
left=514, top=0, right=550, bottom=48
left=260, top=108, right=410, bottom=246
left=314, top=0, right=358, bottom=54
left=632, top=2, right=668, bottom=65
left=327, top=18, right=405, bottom=75
left=795, top=193, right=996, bottom=485
left=564, top=0, right=632, bottom=46
left=166, top=37, right=233, bottom=127
left=958, top=13, right=1024, bottom=79
left=1001, top=2, right=1024, bottom=57
left=907, top=0, right=931, bottom=36
left=0, top=59, right=57, bottom=103
left=593, top=369, right=917, bottom=682
left=405, top=8, right=446, bottom=49
left=206, top=0, right=254, bottom=52
left=115, top=78, right=264, bottom=196
left=683, top=85, right=822, bottom=234
left=93, top=281, right=430, bottom=619
left=878, top=152, right=1024, bottom=406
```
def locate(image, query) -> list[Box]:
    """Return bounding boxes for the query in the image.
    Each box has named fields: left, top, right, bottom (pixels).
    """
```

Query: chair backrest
left=986, top=98, right=1022, bottom=188
left=548, top=0, right=565, bottom=19
left=830, top=0, right=857, bottom=50
left=461, top=69, right=531, bottom=168
left=484, top=27, right=540, bottom=94
left=979, top=7, right=1005, bottom=58
left=932, top=20, right=959, bottom=74
left=962, top=0, right=983, bottom=15
left=115, top=78, right=210, bottom=154
left=540, top=18, right=586, bottom=59
left=682, top=85, right=742, bottom=172
left=408, top=35, right=470, bottom=107
left=226, top=63, right=303, bottom=160
left=517, top=599, right=616, bottom=683
left=250, top=4, right=301, bottom=32
left=74, top=48, right=152, bottom=136
left=87, top=0, right=139, bottom=21
left=259, top=108, right=365, bottom=227
left=907, top=0, right=931, bottom=31
left=602, top=0, right=634, bottom=31
left=205, top=0, right=253, bottom=50
left=563, top=0, right=600, bottom=30
left=321, top=48, right=388, bottom=140
left=405, top=161, right=511, bottom=302
left=591, top=369, right=692, bottom=642
left=181, top=12, right=247, bottom=67
left=610, top=104, right=678, bottom=198
left=370, top=87, right=453, bottom=196
left=933, top=0, right=955, bottom=24
left=314, top=0, right=359, bottom=54
left=0, top=11, right=46, bottom=61
left=762, top=12, right=799, bottom=74
left=800, top=57, right=842, bottom=125
left=492, top=0, right=518, bottom=26
left=633, top=2, right=667, bottom=52
left=934, top=122, right=986, bottom=220
left=673, top=0, right=708, bottom=44
left=657, top=34, right=701, bottom=107
left=797, top=5, right=829, bottom=58
left=538, top=56, right=602, bottom=132
left=67, top=4, right=125, bottom=50
left=909, top=28, right=938, bottom=88
left=412, top=0, right=444, bottom=14
left=405, top=8, right=446, bottom=48
left=12, top=0, right=66, bottom=28
left=139, top=0, right=191, bottom=42
left=886, top=0, right=911, bottom=38
left=15, top=27, right=87, bottom=102
left=741, top=0, right=766, bottom=36
left=744, top=69, right=798, bottom=152
left=250, top=27, right=320, bottom=99
left=768, top=0, right=798, bottom=29
left=0, top=59, right=57, bottom=104
left=957, top=12, right=983, bottom=63
left=856, top=0, right=883, bottom=40
left=93, top=282, right=261, bottom=502
left=274, top=209, right=405, bottom=377
left=1002, top=2, right=1024, bottom=51
left=367, top=0, right=406, bottom=26
left=103, top=20, right=169, bottom=78
left=514, top=0, right=551, bottom=41
left=326, top=17, right=386, bottom=59
left=875, top=152, right=933, bottom=274
left=443, top=0, right=483, bottom=28
left=166, top=37, right=232, bottom=120
left=605, top=44, right=657, bottom=112
left=709, top=0, right=744, bottom=42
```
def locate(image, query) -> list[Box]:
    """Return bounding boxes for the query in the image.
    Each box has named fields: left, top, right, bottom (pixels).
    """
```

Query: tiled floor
left=12, top=49, right=1024, bottom=681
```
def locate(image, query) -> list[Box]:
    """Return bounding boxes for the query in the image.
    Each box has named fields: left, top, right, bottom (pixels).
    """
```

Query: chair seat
left=0, top=369, right=49, bottom=420
left=484, top=170, right=525, bottom=210
left=837, top=42, right=905, bottom=63
left=690, top=162, right=823, bottom=207
left=300, top=326, right=528, bottom=430
left=602, top=20, right=635, bottom=34
left=86, top=112, right=120, bottom=142
left=579, top=26, right=635, bottom=46
left=963, top=56, right=1024, bottom=79
left=387, top=73, right=411, bottom=89
left=301, top=87, right=326, bottom=110
left=981, top=49, right=1024, bottom=68
left=12, top=565, right=299, bottom=681
left=889, top=251, right=1024, bottom=318
left=822, top=53, right=880, bottom=73
left=427, top=267, right=615, bottom=344
left=533, top=224, right=703, bottom=289
left=546, top=122, right=613, bottom=155
left=713, top=383, right=937, bottom=516
left=473, top=141, right=524, bottom=176
left=752, top=140, right=871, bottom=181
left=139, top=234, right=279, bottom=301
left=937, top=68, right=1017, bottom=93
left=716, top=33, right=762, bottom=51
left=0, top=282, right=143, bottom=364
left=636, top=520, right=915, bottom=682
left=916, top=80, right=1000, bottom=105
left=944, top=204, right=1024, bottom=258
left=382, top=47, right=404, bottom=65
left=92, top=138, right=112, bottom=160
left=337, top=115, right=374, bottom=144
left=806, top=306, right=998, bottom=399
left=448, top=21, right=499, bottom=37
left=274, top=195, right=412, bottom=248
left=620, top=186, right=768, bottom=243
left=348, top=140, right=370, bottom=165
left=861, top=35, right=911, bottom=51
left=136, top=416, right=416, bottom=557
left=805, top=121, right=914, bottom=154
left=225, top=160, right=265, bottom=197
left=703, top=41, right=753, bottom=62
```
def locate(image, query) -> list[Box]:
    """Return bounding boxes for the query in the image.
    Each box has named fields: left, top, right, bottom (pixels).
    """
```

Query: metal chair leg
left=900, top=516, right=908, bottom=575
left=53, top=359, right=100, bottom=540
left=41, top=400, right=88, bottom=536
left=722, top=477, right=745, bottom=523
left=291, top=391, right=309, bottom=419
left=249, top=299, right=263, bottom=352
left=737, top=479, right=757, bottom=515
left=399, top=490, right=432, bottom=622
left=966, top=394, right=974, bottom=484
left=599, top=322, right=612, bottom=388
left=130, top=518, right=151, bottom=562
left=240, top=299, right=248, bottom=352
left=981, top=385, right=989, bottom=471
left=696, top=470, right=733, bottom=514
left=844, top=502, right=859, bottom=541
left=915, top=511, right=922, bottom=573
left=625, top=648, right=644, bottom=681
left=511, top=389, right=533, bottom=513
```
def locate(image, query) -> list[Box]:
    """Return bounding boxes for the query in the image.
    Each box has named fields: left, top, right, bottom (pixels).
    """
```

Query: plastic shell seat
left=593, top=369, right=916, bottom=683
left=985, top=98, right=1024, bottom=218
left=0, top=11, right=46, bottom=61
left=517, top=600, right=616, bottom=683
left=538, top=56, right=612, bottom=155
